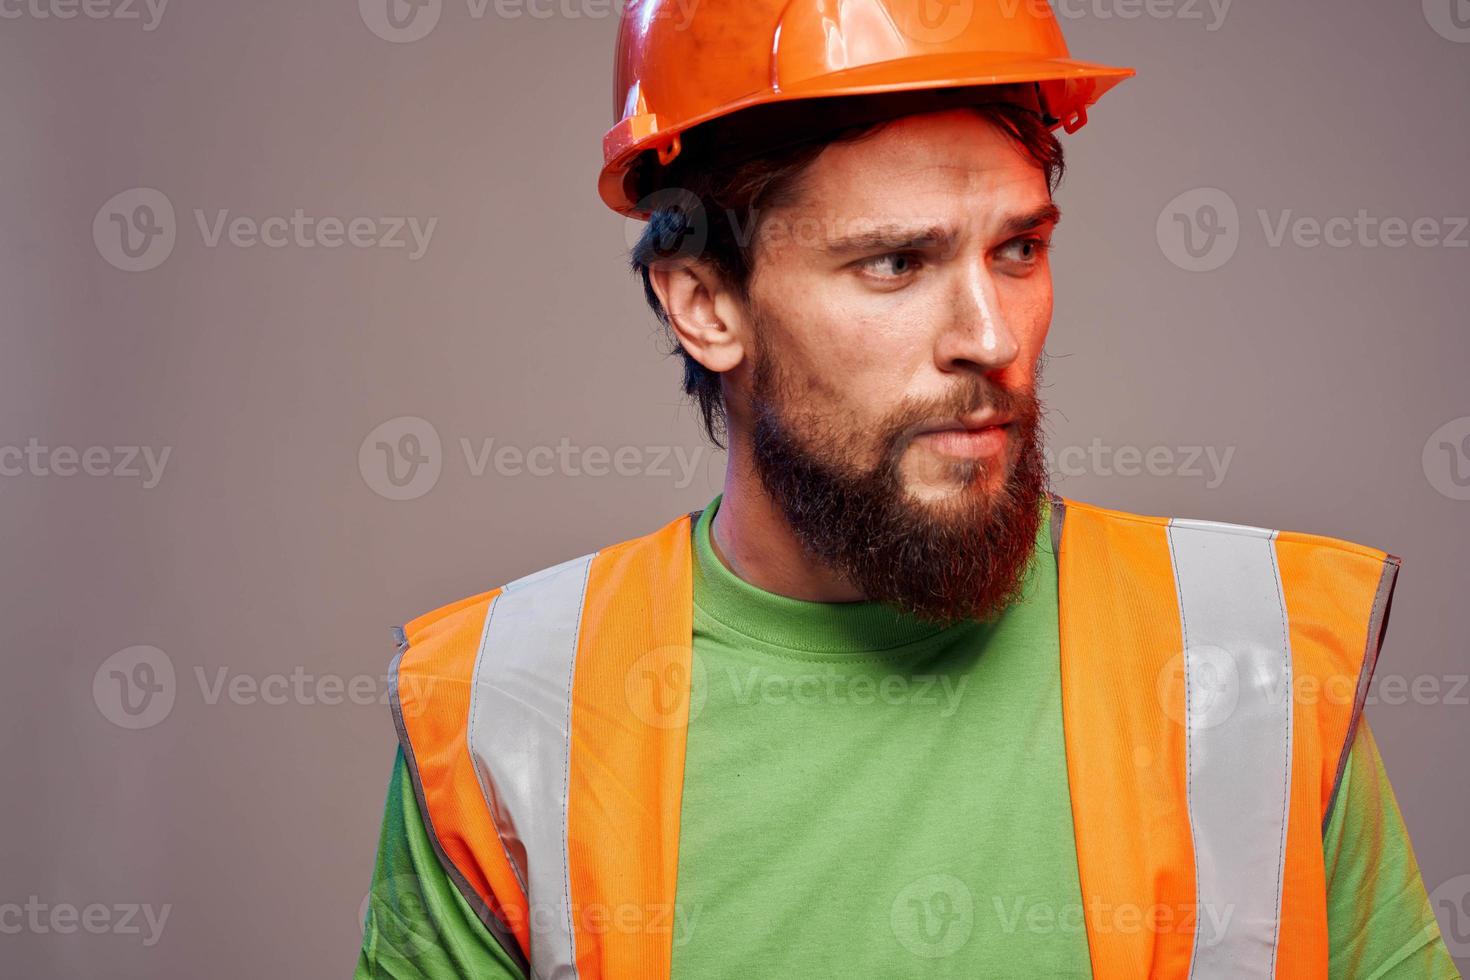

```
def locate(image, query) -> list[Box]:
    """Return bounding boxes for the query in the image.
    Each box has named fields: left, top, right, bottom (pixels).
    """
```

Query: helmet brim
left=601, top=54, right=1134, bottom=218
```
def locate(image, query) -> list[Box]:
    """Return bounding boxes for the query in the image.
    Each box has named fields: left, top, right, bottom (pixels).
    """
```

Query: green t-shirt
left=356, top=495, right=1456, bottom=978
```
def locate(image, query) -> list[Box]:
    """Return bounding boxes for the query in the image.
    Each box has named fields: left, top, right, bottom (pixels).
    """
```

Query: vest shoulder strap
left=392, top=511, right=697, bottom=979
left=1054, top=496, right=1399, bottom=980
left=390, top=587, right=530, bottom=971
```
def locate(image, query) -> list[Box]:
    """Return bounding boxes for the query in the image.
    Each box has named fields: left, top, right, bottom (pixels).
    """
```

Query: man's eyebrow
left=1000, top=202, right=1063, bottom=238
left=819, top=224, right=956, bottom=255
left=817, top=203, right=1063, bottom=255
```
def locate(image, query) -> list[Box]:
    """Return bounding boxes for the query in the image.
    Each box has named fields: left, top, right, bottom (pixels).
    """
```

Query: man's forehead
left=784, top=109, right=1049, bottom=216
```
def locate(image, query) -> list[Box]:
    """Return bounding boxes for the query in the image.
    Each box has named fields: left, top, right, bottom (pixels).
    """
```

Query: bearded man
left=355, top=2, right=1456, bottom=977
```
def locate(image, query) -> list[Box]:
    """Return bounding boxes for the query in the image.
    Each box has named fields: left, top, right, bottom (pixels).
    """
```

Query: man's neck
left=709, top=443, right=866, bottom=604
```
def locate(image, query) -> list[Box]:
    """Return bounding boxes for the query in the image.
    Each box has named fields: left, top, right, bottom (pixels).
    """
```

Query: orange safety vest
left=389, top=495, right=1399, bottom=980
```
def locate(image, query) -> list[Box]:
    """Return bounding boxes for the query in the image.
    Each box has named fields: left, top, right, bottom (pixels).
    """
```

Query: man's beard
left=750, top=344, right=1049, bottom=627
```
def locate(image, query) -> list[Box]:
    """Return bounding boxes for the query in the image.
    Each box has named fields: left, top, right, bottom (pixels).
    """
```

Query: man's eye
left=859, top=252, right=921, bottom=278
left=1001, top=236, right=1052, bottom=263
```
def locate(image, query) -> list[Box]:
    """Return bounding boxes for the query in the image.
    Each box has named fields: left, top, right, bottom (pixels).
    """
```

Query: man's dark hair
left=629, top=91, right=1066, bottom=447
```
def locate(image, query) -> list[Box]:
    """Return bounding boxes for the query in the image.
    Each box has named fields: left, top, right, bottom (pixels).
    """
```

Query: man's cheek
left=1014, top=291, right=1054, bottom=353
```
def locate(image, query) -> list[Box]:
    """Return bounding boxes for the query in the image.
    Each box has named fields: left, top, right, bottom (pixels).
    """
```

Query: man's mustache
left=882, top=383, right=1037, bottom=449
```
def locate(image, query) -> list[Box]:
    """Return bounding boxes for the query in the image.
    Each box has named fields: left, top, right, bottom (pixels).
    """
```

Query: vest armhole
left=388, top=642, right=533, bottom=977
left=1320, top=555, right=1401, bottom=835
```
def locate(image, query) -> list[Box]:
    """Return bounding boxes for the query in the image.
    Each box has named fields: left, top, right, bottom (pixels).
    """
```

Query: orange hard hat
left=601, top=0, right=1135, bottom=217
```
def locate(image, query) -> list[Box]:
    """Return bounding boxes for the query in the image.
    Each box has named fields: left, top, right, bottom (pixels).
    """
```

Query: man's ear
left=648, top=260, right=749, bottom=375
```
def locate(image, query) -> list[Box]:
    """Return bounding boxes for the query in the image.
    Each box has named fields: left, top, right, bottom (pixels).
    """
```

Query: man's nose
left=933, top=261, right=1020, bottom=375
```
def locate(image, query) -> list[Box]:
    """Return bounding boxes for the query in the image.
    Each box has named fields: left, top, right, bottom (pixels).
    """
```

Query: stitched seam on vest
left=1167, top=527, right=1204, bottom=980
left=560, top=555, right=595, bottom=978
left=1049, top=494, right=1066, bottom=558
left=1266, top=534, right=1292, bottom=979
left=1321, top=556, right=1399, bottom=835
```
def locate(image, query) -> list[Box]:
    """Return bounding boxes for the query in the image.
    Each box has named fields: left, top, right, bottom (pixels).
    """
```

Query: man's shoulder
left=1054, top=494, right=1396, bottom=564
left=397, top=508, right=703, bottom=652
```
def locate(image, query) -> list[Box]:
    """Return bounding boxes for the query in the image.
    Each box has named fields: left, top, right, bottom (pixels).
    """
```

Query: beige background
left=2, top=1, right=1467, bottom=975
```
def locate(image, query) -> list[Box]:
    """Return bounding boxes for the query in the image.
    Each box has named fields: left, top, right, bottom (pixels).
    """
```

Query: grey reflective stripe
left=468, top=552, right=596, bottom=980
left=1049, top=494, right=1066, bottom=557
left=1166, top=518, right=1293, bottom=980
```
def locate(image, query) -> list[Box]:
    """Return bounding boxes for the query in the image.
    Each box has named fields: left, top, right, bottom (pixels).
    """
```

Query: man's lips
left=912, top=415, right=1014, bottom=460
left=914, top=413, right=1013, bottom=436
